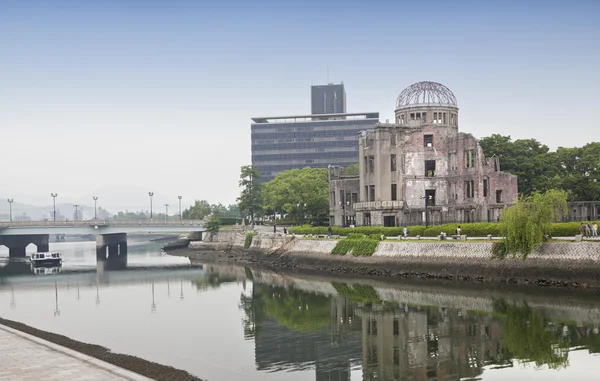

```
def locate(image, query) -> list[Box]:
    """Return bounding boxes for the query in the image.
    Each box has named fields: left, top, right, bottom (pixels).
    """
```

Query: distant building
left=311, top=83, right=346, bottom=115
left=329, top=81, right=518, bottom=227
left=251, top=112, right=379, bottom=182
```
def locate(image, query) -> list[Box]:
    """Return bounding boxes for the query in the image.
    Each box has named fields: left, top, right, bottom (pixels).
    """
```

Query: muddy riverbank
left=0, top=317, right=202, bottom=381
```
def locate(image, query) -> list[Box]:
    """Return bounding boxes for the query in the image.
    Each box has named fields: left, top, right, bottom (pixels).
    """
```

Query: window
left=442, top=112, right=446, bottom=124
left=390, top=133, right=396, bottom=146
left=465, top=180, right=475, bottom=198
left=450, top=182, right=457, bottom=200
left=400, top=115, right=405, bottom=124
left=424, top=134, right=433, bottom=147
left=369, top=185, right=375, bottom=201
left=465, top=150, right=475, bottom=168
left=391, top=154, right=397, bottom=172
left=364, top=212, right=371, bottom=226
left=384, top=216, right=396, bottom=227
left=364, top=156, right=368, bottom=172
left=451, top=114, right=455, bottom=125
left=352, top=192, right=358, bottom=204
left=340, top=190, right=345, bottom=205
left=393, top=318, right=399, bottom=336
left=364, top=186, right=368, bottom=200
left=425, top=160, right=436, bottom=177
left=449, top=152, right=458, bottom=170
left=422, top=112, right=427, bottom=121
left=496, top=190, right=503, bottom=203
left=331, top=191, right=336, bottom=206
left=368, top=156, right=375, bottom=172
left=425, top=189, right=436, bottom=206
left=391, top=184, right=397, bottom=201
left=483, top=177, right=489, bottom=197
left=369, top=138, right=374, bottom=148
left=410, top=113, right=415, bottom=120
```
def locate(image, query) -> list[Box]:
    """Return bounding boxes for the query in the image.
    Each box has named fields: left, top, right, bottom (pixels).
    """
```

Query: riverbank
left=169, top=231, right=600, bottom=288
left=0, top=317, right=202, bottom=381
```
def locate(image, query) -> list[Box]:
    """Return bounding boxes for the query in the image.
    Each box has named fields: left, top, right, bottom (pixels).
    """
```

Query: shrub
left=217, top=217, right=243, bottom=225
left=244, top=232, right=257, bottom=249
left=368, top=233, right=385, bottom=241
left=491, top=241, right=508, bottom=259
left=549, top=222, right=580, bottom=237
left=347, top=233, right=366, bottom=240
left=331, top=238, right=379, bottom=256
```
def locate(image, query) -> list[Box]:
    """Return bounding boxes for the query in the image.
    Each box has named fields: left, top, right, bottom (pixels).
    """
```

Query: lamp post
left=50, top=193, right=58, bottom=222
left=165, top=204, right=169, bottom=223
left=148, top=192, right=154, bottom=220
left=7, top=199, right=13, bottom=222
left=338, top=201, right=350, bottom=227
left=73, top=204, right=80, bottom=221
left=420, top=194, right=433, bottom=227
left=93, top=197, right=98, bottom=220
left=178, top=196, right=182, bottom=221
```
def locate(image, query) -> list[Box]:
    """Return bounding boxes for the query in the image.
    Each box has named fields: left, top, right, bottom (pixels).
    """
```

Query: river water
left=1, top=240, right=600, bottom=381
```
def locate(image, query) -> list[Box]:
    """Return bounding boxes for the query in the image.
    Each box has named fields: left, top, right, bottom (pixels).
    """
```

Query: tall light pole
left=7, top=199, right=13, bottom=222
left=165, top=204, right=169, bottom=223
left=93, top=196, right=98, bottom=220
left=73, top=204, right=80, bottom=221
left=148, top=192, right=154, bottom=220
left=178, top=196, right=182, bottom=221
left=50, top=193, right=58, bottom=222
left=420, top=194, right=433, bottom=228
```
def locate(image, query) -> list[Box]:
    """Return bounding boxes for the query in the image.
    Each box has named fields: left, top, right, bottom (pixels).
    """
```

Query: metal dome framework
left=396, top=81, right=457, bottom=109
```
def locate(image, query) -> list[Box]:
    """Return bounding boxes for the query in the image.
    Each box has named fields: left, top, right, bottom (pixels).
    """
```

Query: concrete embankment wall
left=187, top=231, right=600, bottom=287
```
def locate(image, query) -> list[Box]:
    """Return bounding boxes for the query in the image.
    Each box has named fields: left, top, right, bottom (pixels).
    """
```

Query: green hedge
left=217, top=217, right=243, bottom=225
left=289, top=222, right=583, bottom=237
left=331, top=238, right=379, bottom=256
left=244, top=232, right=257, bottom=249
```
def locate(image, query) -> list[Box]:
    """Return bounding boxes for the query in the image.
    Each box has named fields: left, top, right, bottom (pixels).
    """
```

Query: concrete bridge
left=0, top=220, right=205, bottom=258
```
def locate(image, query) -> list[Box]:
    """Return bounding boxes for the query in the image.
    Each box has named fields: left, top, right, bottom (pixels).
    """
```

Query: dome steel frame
left=396, top=81, right=457, bottom=109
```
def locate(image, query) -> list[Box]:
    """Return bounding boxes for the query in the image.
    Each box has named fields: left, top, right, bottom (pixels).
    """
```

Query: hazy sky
left=1, top=0, right=599, bottom=210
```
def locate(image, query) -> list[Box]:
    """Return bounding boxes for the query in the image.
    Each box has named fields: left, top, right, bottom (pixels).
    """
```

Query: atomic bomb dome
left=396, top=81, right=458, bottom=110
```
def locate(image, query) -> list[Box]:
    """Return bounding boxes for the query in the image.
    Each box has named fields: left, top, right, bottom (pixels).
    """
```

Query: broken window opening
left=442, top=113, right=447, bottom=124
left=369, top=139, right=374, bottom=148
left=364, top=156, right=368, bottom=173
left=369, top=185, right=375, bottom=202
left=400, top=115, right=405, bottom=124
left=496, top=190, right=503, bottom=203
left=340, top=190, right=345, bottom=205
left=424, top=134, right=433, bottom=148
left=422, top=112, right=427, bottom=121
left=483, top=177, right=489, bottom=198
left=331, top=191, right=336, bottom=207
left=364, top=186, right=368, bottom=200
left=368, top=156, right=375, bottom=172
left=451, top=114, right=455, bottom=125
left=352, top=192, right=358, bottom=204
left=364, top=213, right=371, bottom=226
left=465, top=180, right=475, bottom=198
left=425, top=160, right=436, bottom=177
left=425, top=189, right=436, bottom=206
left=391, top=154, right=397, bottom=172
left=410, top=113, right=415, bottom=120
left=384, top=216, right=396, bottom=227
left=465, top=150, right=475, bottom=168
left=391, top=184, right=397, bottom=201
left=390, top=133, right=396, bottom=146
left=449, top=153, right=458, bottom=170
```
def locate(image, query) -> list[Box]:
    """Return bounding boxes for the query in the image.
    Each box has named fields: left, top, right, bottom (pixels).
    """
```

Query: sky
left=1, top=0, right=599, bottom=212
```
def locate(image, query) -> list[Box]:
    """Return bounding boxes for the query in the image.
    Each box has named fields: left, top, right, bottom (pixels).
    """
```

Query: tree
left=182, top=200, right=212, bottom=220
left=497, top=189, right=568, bottom=259
left=262, top=167, right=329, bottom=225
left=554, top=142, right=600, bottom=201
left=237, top=165, right=262, bottom=226
left=342, top=163, right=359, bottom=176
left=204, top=217, right=221, bottom=241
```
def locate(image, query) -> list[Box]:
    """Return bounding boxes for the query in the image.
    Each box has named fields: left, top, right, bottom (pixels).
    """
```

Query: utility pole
left=73, top=204, right=80, bottom=221
left=7, top=199, right=13, bottom=222
left=148, top=192, right=154, bottom=220
left=165, top=204, right=169, bottom=223
left=178, top=196, right=182, bottom=221
left=51, top=193, right=58, bottom=222
left=93, top=196, right=98, bottom=220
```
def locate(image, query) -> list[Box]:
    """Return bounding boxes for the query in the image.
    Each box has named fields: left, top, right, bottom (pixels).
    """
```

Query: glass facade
left=252, top=115, right=379, bottom=182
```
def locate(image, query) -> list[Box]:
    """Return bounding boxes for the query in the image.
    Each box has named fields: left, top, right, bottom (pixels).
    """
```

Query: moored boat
left=30, top=252, right=62, bottom=266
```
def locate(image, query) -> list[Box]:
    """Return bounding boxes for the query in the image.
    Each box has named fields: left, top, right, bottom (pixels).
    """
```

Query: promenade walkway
left=0, top=324, right=152, bottom=381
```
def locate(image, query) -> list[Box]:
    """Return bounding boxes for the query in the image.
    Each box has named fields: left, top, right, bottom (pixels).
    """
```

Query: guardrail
left=0, top=220, right=205, bottom=228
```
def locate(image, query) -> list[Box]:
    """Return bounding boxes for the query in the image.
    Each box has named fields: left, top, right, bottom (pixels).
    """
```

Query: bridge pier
left=96, top=233, right=127, bottom=261
left=0, top=234, right=50, bottom=258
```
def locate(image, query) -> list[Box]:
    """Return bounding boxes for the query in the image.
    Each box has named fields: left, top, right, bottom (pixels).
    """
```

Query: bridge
left=0, top=220, right=205, bottom=258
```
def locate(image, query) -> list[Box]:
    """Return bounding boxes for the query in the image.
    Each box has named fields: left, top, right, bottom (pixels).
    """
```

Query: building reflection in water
left=240, top=279, right=600, bottom=381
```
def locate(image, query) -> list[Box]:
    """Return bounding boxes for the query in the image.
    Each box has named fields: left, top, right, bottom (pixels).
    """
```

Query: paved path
left=0, top=324, right=152, bottom=381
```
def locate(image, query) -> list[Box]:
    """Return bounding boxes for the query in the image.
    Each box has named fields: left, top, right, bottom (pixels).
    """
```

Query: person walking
left=586, top=222, right=592, bottom=238
left=328, top=226, right=333, bottom=238
left=593, top=222, right=598, bottom=238
left=456, top=225, right=461, bottom=236
left=403, top=226, right=408, bottom=239
left=273, top=223, right=277, bottom=234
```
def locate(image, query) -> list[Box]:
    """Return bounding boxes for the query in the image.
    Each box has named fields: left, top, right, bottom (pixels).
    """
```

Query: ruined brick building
left=328, top=81, right=518, bottom=227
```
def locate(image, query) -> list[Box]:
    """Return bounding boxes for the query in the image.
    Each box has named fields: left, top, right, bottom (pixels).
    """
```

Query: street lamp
left=50, top=193, right=58, bottom=222
left=93, top=196, right=98, bottom=220
left=178, top=196, right=182, bottom=221
left=73, top=204, right=80, bottom=221
left=338, top=201, right=350, bottom=227
left=420, top=194, right=433, bottom=227
left=165, top=204, right=169, bottom=223
left=7, top=199, right=13, bottom=222
left=148, top=192, right=154, bottom=220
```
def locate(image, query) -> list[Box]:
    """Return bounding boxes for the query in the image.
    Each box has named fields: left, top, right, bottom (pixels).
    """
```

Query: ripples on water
left=1, top=240, right=600, bottom=380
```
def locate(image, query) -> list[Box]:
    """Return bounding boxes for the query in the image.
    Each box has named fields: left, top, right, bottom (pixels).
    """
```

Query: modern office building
left=311, top=83, right=346, bottom=115
left=251, top=112, right=380, bottom=182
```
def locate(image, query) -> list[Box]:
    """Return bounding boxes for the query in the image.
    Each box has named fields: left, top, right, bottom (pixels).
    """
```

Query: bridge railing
left=0, top=220, right=205, bottom=228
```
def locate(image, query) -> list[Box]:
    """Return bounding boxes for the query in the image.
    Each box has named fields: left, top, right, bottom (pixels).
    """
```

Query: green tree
left=204, top=217, right=221, bottom=241
left=342, top=163, right=359, bottom=176
left=237, top=165, right=263, bottom=226
left=554, top=142, right=600, bottom=201
left=262, top=167, right=329, bottom=224
left=182, top=200, right=212, bottom=220
left=479, top=134, right=558, bottom=196
left=499, top=189, right=568, bottom=259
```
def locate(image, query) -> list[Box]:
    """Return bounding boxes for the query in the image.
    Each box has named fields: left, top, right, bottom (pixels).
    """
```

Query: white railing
left=0, top=220, right=205, bottom=228
left=353, top=201, right=404, bottom=211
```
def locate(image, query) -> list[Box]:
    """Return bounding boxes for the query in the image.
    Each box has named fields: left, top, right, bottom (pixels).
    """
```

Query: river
left=1, top=240, right=600, bottom=380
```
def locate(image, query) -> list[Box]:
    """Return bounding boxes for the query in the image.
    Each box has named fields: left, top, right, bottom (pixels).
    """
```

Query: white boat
left=30, top=252, right=62, bottom=266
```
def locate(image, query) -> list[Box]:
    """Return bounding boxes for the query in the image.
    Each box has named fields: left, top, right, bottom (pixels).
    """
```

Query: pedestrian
left=273, top=223, right=277, bottom=234
left=593, top=222, right=598, bottom=238
left=579, top=223, right=586, bottom=237
left=403, top=226, right=408, bottom=239
left=328, top=226, right=332, bottom=238
left=586, top=222, right=592, bottom=238
left=456, top=225, right=461, bottom=236
left=283, top=227, right=287, bottom=234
